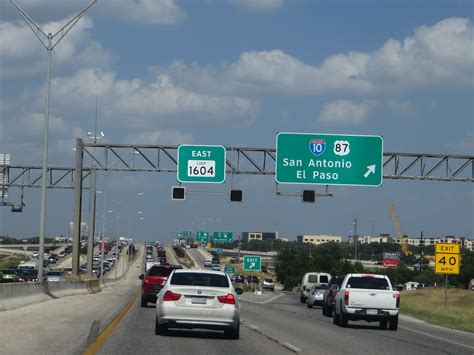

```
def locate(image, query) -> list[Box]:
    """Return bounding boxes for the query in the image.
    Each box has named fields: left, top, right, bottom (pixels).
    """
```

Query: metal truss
left=1, top=144, right=473, bottom=189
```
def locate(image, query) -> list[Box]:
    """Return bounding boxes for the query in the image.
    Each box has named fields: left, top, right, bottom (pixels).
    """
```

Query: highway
left=0, top=246, right=473, bottom=354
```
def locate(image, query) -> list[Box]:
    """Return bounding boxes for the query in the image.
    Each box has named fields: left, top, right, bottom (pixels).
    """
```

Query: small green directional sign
left=216, top=248, right=223, bottom=254
left=224, top=266, right=235, bottom=274
left=243, top=255, right=261, bottom=271
left=213, top=231, right=234, bottom=243
left=276, top=132, right=383, bottom=186
left=195, top=231, right=210, bottom=243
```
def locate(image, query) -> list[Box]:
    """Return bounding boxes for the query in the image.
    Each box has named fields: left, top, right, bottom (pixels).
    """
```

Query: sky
left=0, top=0, right=473, bottom=244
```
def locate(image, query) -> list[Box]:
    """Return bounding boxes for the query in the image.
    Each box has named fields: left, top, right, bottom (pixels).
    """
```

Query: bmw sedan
left=155, top=269, right=242, bottom=339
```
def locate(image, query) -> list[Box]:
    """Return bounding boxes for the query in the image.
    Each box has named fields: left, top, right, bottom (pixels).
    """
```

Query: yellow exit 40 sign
left=435, top=243, right=461, bottom=275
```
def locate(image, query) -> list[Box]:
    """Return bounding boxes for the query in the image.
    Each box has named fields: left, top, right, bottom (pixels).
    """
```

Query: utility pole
left=419, top=231, right=424, bottom=272
left=10, top=0, right=97, bottom=281
left=354, top=218, right=359, bottom=261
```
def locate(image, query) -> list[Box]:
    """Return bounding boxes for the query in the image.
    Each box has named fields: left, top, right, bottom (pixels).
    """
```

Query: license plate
left=191, top=298, right=206, bottom=305
left=367, top=309, right=378, bottom=315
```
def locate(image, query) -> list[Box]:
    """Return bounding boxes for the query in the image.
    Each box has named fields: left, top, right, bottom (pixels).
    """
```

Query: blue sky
left=0, top=0, right=473, bottom=243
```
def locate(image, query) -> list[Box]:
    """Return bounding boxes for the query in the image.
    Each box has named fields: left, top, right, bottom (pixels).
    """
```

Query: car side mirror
left=235, top=287, right=244, bottom=295
left=139, top=274, right=144, bottom=280
left=331, top=284, right=339, bottom=292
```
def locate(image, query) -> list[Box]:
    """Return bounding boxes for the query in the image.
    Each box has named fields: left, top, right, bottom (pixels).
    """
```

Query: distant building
left=241, top=232, right=278, bottom=243
left=297, top=235, right=342, bottom=245
left=349, top=235, right=394, bottom=245
left=399, top=236, right=473, bottom=251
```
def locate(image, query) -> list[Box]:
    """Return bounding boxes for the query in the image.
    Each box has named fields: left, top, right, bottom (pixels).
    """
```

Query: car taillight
left=143, top=278, right=150, bottom=284
left=394, top=293, right=400, bottom=308
left=217, top=294, right=236, bottom=305
left=163, top=290, right=181, bottom=301
left=344, top=290, right=350, bottom=305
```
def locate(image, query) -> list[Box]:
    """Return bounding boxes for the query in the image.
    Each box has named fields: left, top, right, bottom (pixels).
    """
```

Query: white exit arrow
left=250, top=262, right=256, bottom=268
left=364, top=165, right=376, bottom=178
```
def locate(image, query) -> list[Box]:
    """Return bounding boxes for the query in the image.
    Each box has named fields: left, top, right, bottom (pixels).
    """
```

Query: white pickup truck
left=333, top=273, right=400, bottom=330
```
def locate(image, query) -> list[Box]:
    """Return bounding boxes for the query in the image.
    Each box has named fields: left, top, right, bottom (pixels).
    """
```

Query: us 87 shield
left=188, top=160, right=215, bottom=177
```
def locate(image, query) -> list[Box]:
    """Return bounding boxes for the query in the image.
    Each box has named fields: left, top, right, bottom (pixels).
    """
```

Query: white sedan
left=155, top=269, right=242, bottom=339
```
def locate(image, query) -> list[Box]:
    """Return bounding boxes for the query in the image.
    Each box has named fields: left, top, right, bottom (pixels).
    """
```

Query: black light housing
left=302, top=190, right=315, bottom=203
left=230, top=189, right=242, bottom=202
left=11, top=204, right=24, bottom=212
left=172, top=186, right=186, bottom=200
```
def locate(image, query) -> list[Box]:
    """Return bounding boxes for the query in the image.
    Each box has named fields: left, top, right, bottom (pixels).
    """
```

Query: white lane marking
left=399, top=325, right=474, bottom=351
left=249, top=324, right=260, bottom=331
left=239, top=292, right=284, bottom=304
left=282, top=343, right=301, bottom=353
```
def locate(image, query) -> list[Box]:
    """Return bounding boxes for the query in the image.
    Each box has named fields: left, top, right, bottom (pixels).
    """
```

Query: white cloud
left=367, top=18, right=473, bottom=88
left=45, top=69, right=259, bottom=127
left=125, top=130, right=193, bottom=145
left=231, top=0, right=283, bottom=12
left=1, top=0, right=185, bottom=25
left=318, top=100, right=372, bottom=126
left=226, top=18, right=473, bottom=96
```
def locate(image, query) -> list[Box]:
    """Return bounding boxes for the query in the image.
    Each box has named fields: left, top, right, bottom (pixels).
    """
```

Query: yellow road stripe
left=83, top=287, right=141, bottom=355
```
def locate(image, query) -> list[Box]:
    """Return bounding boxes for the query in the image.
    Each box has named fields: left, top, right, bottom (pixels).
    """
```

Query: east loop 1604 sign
left=177, top=145, right=226, bottom=183
left=276, top=132, right=383, bottom=186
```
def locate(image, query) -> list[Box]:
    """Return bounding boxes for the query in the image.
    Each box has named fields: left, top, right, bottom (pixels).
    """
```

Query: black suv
left=322, top=275, right=344, bottom=317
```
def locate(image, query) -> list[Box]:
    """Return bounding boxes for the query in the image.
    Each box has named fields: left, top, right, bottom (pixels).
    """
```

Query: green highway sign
left=243, top=255, right=261, bottom=271
left=177, top=144, right=226, bottom=183
left=216, top=248, right=223, bottom=254
left=276, top=132, right=383, bottom=186
left=195, top=231, right=210, bottom=243
left=224, top=266, right=235, bottom=274
left=213, top=231, right=234, bottom=243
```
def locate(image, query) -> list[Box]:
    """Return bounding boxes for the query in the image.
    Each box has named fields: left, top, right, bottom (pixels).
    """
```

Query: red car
left=139, top=264, right=182, bottom=307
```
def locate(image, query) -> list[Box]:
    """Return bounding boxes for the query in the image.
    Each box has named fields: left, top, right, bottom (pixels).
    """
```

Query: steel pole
left=37, top=37, right=52, bottom=281
left=72, top=139, right=84, bottom=277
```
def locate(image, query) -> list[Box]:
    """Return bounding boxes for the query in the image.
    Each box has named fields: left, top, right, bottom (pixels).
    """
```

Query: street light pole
left=10, top=0, right=97, bottom=281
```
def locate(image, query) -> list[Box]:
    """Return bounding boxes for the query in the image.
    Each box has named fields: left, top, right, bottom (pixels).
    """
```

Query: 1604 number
left=188, top=160, right=215, bottom=177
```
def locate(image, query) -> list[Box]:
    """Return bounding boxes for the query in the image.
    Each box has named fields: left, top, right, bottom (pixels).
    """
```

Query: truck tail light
left=344, top=290, right=350, bottom=305
left=394, top=293, right=400, bottom=308
left=163, top=290, right=181, bottom=301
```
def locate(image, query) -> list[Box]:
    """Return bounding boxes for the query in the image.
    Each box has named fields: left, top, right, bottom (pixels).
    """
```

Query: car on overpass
left=155, top=269, right=243, bottom=339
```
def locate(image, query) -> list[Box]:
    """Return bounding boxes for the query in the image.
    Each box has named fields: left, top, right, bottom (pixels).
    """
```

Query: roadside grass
left=400, top=288, right=474, bottom=333
left=0, top=256, right=27, bottom=270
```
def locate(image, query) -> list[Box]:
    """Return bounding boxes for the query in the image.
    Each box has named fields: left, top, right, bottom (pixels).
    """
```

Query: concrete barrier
left=0, top=279, right=102, bottom=312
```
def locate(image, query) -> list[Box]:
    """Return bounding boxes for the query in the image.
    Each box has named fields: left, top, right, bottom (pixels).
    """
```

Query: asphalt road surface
left=0, top=246, right=473, bottom=355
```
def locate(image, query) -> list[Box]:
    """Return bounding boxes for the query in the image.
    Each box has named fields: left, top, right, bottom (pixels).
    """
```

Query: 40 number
left=438, top=256, right=457, bottom=266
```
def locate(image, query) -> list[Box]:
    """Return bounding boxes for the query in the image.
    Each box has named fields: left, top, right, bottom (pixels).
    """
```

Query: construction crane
left=390, top=204, right=410, bottom=256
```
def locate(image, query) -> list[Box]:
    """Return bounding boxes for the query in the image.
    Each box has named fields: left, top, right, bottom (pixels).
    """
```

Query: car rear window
left=307, top=275, right=318, bottom=283
left=346, top=277, right=390, bottom=290
left=148, top=266, right=175, bottom=277
left=170, top=272, right=229, bottom=288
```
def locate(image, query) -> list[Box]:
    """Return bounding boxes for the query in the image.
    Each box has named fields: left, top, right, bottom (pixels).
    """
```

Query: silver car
left=44, top=270, right=64, bottom=282
left=155, top=269, right=242, bottom=338
left=307, top=284, right=327, bottom=308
